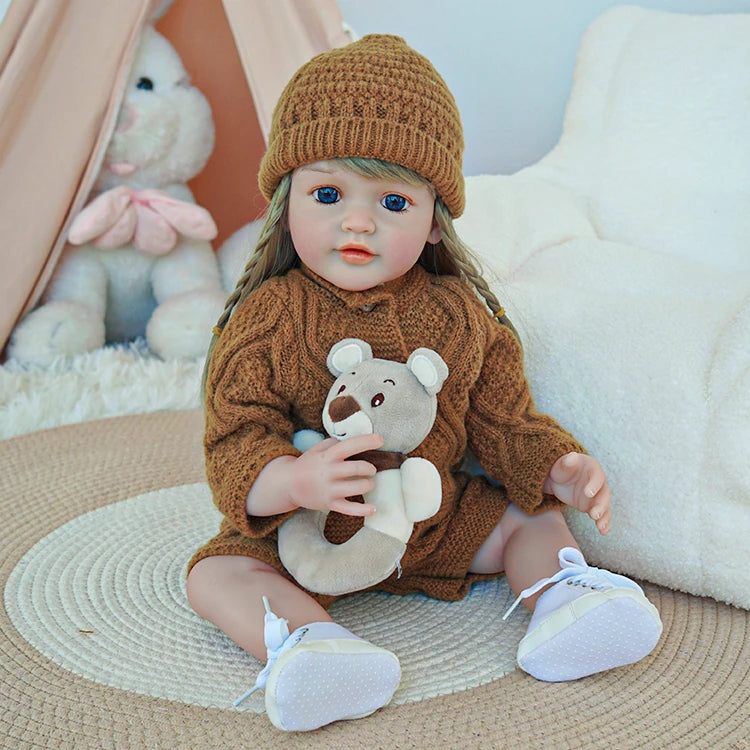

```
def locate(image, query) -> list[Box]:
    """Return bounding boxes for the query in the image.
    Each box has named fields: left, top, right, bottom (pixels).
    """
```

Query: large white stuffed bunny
left=8, top=26, right=226, bottom=365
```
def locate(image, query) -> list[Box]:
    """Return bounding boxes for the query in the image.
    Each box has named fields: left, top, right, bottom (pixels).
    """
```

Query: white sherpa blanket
left=0, top=223, right=265, bottom=440
left=457, top=6, right=750, bottom=609
left=2, top=6, right=747, bottom=610
left=0, top=340, right=202, bottom=440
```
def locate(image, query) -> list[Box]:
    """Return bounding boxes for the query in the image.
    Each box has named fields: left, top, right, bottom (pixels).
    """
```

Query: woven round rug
left=4, top=484, right=525, bottom=712
left=2, top=410, right=749, bottom=749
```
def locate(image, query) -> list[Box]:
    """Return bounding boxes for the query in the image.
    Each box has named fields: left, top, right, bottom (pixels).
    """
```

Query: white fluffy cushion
left=458, top=6, right=750, bottom=608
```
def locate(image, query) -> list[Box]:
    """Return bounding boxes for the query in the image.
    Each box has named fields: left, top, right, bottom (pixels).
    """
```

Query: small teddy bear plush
left=278, top=338, right=449, bottom=596
left=8, top=25, right=226, bottom=366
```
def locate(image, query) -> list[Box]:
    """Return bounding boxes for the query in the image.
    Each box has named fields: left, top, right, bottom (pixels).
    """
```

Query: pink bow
left=68, top=186, right=218, bottom=255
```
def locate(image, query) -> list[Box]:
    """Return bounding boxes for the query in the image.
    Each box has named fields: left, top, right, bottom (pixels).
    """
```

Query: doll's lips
left=339, top=244, right=375, bottom=264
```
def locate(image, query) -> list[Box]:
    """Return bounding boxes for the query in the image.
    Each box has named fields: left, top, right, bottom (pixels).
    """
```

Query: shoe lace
left=233, top=596, right=290, bottom=707
left=502, top=547, right=618, bottom=621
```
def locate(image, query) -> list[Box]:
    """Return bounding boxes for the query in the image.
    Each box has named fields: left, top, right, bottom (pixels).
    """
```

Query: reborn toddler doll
left=186, top=35, right=662, bottom=732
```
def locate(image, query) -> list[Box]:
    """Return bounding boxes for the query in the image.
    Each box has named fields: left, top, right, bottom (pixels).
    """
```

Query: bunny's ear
left=407, top=348, right=449, bottom=395
left=327, top=338, right=373, bottom=376
left=149, top=0, right=175, bottom=22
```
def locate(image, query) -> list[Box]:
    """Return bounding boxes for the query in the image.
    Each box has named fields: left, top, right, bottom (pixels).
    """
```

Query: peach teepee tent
left=0, top=0, right=350, bottom=356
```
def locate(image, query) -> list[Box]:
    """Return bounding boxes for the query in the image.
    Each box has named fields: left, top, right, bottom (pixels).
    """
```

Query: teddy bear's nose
left=328, top=395, right=360, bottom=422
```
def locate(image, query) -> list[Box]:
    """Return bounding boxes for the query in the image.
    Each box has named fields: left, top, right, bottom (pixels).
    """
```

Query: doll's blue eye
left=313, top=187, right=340, bottom=204
left=136, top=77, right=154, bottom=91
left=381, top=194, right=408, bottom=212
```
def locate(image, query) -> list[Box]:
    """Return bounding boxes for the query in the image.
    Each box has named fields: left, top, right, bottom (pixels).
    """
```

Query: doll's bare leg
left=187, top=554, right=400, bottom=731
left=186, top=555, right=332, bottom=659
left=469, top=504, right=578, bottom=608
left=470, top=504, right=661, bottom=681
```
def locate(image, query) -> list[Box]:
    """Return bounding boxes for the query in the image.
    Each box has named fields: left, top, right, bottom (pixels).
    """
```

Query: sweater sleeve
left=203, top=283, right=301, bottom=537
left=465, top=319, right=584, bottom=514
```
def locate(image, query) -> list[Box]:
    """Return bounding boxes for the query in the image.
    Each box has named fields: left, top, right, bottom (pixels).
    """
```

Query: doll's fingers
left=307, top=437, right=341, bottom=453
left=329, top=497, right=376, bottom=517
left=588, top=485, right=611, bottom=529
left=329, top=433, right=384, bottom=459
left=594, top=507, right=612, bottom=535
left=331, top=460, right=377, bottom=478
left=587, top=481, right=610, bottom=513
left=334, top=476, right=377, bottom=501
left=582, top=462, right=607, bottom=496
left=588, top=497, right=609, bottom=520
left=550, top=452, right=580, bottom=483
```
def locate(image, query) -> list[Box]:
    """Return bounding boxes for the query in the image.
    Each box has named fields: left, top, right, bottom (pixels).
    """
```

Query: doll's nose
left=341, top=207, right=375, bottom=234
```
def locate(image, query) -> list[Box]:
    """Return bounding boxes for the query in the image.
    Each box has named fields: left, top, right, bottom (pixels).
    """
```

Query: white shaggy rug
left=0, top=339, right=203, bottom=440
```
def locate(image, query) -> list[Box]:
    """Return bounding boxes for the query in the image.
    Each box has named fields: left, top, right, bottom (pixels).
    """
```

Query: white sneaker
left=233, top=599, right=400, bottom=731
left=504, top=547, right=662, bottom=682
left=265, top=622, right=401, bottom=731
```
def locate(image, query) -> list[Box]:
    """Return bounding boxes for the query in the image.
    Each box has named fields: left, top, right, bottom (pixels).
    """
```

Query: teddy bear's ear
left=327, top=338, right=373, bottom=376
left=407, top=348, right=449, bottom=395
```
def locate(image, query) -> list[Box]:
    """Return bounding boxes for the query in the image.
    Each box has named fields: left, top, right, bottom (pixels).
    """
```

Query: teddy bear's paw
left=401, top=457, right=442, bottom=521
left=293, top=429, right=326, bottom=452
left=146, top=287, right=226, bottom=360
left=7, top=301, right=105, bottom=367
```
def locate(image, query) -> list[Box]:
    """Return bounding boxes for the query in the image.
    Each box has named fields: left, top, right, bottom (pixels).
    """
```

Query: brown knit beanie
left=258, top=34, right=465, bottom=217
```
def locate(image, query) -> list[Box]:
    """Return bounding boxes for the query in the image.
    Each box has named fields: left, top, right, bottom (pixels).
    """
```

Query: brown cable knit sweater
left=189, top=264, right=583, bottom=608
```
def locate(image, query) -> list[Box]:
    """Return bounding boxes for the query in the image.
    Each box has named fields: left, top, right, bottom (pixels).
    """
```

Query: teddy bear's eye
left=136, top=77, right=154, bottom=91
left=371, top=393, right=385, bottom=408
left=337, top=384, right=346, bottom=395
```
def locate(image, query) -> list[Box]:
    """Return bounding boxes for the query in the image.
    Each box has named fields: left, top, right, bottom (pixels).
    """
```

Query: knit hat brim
left=259, top=118, right=464, bottom=217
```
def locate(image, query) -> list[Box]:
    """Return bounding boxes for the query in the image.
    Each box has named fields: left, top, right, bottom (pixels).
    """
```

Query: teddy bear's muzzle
left=324, top=395, right=374, bottom=439
left=327, top=395, right=359, bottom=422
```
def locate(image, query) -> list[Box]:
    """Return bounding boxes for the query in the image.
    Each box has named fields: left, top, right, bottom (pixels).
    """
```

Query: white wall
left=338, top=0, right=750, bottom=175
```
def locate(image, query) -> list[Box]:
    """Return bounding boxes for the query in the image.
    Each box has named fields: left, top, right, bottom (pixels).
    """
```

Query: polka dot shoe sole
left=265, top=637, right=401, bottom=731
left=517, top=587, right=663, bottom=682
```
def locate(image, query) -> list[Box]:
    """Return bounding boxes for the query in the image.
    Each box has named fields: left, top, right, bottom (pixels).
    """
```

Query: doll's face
left=288, top=160, right=441, bottom=291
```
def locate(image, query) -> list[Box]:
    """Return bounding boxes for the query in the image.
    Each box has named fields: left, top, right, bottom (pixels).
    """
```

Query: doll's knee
left=502, top=503, right=568, bottom=536
left=186, top=555, right=275, bottom=612
left=471, top=505, right=569, bottom=573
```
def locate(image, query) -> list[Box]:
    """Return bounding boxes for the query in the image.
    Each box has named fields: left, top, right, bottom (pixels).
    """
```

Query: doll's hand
left=289, top=433, right=383, bottom=517
left=543, top=452, right=611, bottom=535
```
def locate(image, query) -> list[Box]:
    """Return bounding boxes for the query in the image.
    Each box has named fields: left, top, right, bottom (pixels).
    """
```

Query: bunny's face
left=96, top=27, right=214, bottom=191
